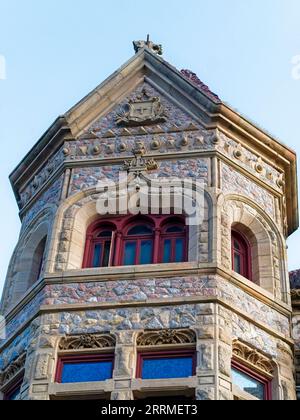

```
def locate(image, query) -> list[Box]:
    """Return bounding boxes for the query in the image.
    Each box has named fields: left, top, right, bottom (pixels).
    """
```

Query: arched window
left=30, top=236, right=47, bottom=286
left=122, top=222, right=154, bottom=266
left=160, top=221, right=187, bottom=264
left=83, top=224, right=115, bottom=268
left=231, top=230, right=252, bottom=281
left=83, top=215, right=188, bottom=268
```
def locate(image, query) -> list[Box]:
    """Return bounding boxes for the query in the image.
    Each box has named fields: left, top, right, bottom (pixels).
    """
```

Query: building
left=290, top=270, right=300, bottom=399
left=0, top=39, right=299, bottom=400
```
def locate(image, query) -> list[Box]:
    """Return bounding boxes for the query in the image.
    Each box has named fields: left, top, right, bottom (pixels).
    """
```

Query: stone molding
left=232, top=340, right=274, bottom=376
left=137, top=329, right=196, bottom=346
left=59, top=334, right=116, bottom=351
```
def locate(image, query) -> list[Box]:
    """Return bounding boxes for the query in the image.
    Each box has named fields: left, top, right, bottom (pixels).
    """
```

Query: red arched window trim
left=159, top=219, right=188, bottom=264
left=231, top=230, right=252, bottom=281
left=83, top=215, right=188, bottom=268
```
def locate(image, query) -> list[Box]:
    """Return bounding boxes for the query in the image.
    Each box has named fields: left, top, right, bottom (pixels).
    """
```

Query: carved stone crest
left=116, top=89, right=167, bottom=127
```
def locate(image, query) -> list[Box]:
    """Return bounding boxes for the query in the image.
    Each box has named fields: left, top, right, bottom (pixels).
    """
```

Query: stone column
left=216, top=305, right=233, bottom=400
left=195, top=303, right=217, bottom=400
left=111, top=331, right=137, bottom=401
left=26, top=315, right=60, bottom=400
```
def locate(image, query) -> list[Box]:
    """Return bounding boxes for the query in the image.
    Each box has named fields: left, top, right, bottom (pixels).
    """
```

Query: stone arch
left=219, top=194, right=287, bottom=299
left=1, top=207, right=54, bottom=312
left=50, top=182, right=214, bottom=272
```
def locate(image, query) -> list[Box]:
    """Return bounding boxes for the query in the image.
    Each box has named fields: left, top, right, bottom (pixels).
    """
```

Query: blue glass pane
left=102, top=241, right=111, bottom=267
left=93, top=244, right=102, bottom=267
left=163, top=240, right=172, bottom=263
left=124, top=242, right=137, bottom=265
left=142, top=357, right=194, bottom=380
left=61, top=361, right=113, bottom=384
left=175, top=239, right=184, bottom=262
left=232, top=368, right=265, bottom=400
left=140, top=241, right=153, bottom=264
left=128, top=225, right=153, bottom=236
left=234, top=253, right=241, bottom=274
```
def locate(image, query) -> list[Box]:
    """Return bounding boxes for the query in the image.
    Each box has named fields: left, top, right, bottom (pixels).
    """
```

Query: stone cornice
left=2, top=263, right=293, bottom=326
left=0, top=263, right=294, bottom=353
left=0, top=294, right=294, bottom=355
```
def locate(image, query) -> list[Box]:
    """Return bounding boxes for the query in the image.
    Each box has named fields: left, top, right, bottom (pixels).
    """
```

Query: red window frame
left=136, top=349, right=197, bottom=379
left=231, top=230, right=252, bottom=281
left=83, top=215, right=188, bottom=268
left=232, top=360, right=272, bottom=401
left=3, top=377, right=23, bottom=401
left=159, top=222, right=188, bottom=264
left=121, top=222, right=155, bottom=266
left=55, top=354, right=115, bottom=384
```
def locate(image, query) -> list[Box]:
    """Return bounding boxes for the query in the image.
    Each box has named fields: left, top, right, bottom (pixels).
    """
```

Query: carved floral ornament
left=232, top=340, right=274, bottom=377
left=0, top=352, right=26, bottom=387
left=59, top=334, right=116, bottom=351
left=137, top=329, right=196, bottom=347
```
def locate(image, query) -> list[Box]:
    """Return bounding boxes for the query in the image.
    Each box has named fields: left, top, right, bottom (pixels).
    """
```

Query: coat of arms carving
left=116, top=89, right=168, bottom=127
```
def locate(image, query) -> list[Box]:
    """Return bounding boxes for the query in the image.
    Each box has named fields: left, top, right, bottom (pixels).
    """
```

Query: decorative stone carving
left=34, top=354, right=50, bottom=380
left=123, top=142, right=159, bottom=172
left=0, top=352, right=26, bottom=386
left=133, top=37, right=163, bottom=56
left=59, top=334, right=116, bottom=350
left=137, top=329, right=196, bottom=346
left=232, top=340, right=274, bottom=376
left=116, top=88, right=167, bottom=127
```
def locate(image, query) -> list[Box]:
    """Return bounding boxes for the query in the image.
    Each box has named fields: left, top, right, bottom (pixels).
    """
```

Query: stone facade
left=0, top=41, right=298, bottom=400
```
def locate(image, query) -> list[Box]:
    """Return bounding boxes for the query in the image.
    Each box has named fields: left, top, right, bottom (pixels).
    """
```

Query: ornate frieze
left=20, top=148, right=65, bottom=208
left=232, top=340, right=274, bottom=376
left=137, top=329, right=196, bottom=346
left=59, top=333, right=116, bottom=351
left=0, top=352, right=26, bottom=387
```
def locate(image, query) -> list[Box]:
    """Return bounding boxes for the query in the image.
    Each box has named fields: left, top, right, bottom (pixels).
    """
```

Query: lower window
left=137, top=350, right=196, bottom=380
left=55, top=354, right=114, bottom=384
left=232, top=362, right=272, bottom=400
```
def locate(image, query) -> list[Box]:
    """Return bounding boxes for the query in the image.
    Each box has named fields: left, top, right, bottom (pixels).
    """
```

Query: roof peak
left=133, top=35, right=163, bottom=56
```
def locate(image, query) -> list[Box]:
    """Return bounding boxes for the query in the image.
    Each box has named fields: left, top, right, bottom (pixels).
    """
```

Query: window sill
left=132, top=377, right=197, bottom=393
left=48, top=380, right=114, bottom=400
left=56, top=262, right=201, bottom=281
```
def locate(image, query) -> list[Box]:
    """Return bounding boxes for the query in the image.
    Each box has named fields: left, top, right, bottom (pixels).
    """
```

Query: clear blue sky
left=0, top=0, right=300, bottom=295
